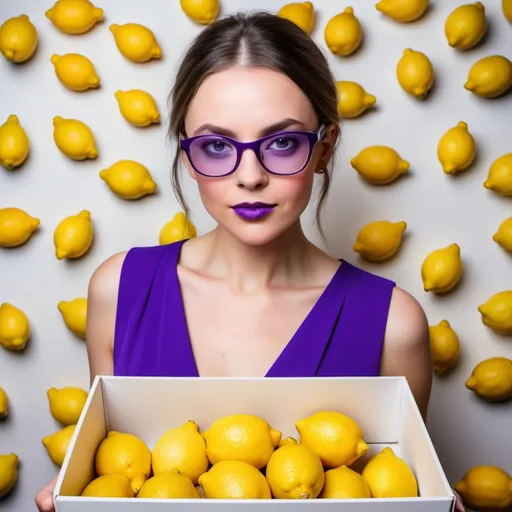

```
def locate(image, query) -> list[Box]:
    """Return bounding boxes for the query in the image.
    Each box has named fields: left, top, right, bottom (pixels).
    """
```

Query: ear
left=181, top=150, right=197, bottom=182
left=316, top=123, right=340, bottom=172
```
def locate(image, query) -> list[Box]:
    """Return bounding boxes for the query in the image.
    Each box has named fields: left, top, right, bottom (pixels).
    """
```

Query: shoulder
left=88, top=250, right=129, bottom=302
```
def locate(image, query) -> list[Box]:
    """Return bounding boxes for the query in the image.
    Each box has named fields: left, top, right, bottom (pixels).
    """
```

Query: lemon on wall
left=429, top=320, right=460, bottom=375
left=0, top=454, right=18, bottom=498
left=444, top=2, right=487, bottom=51
left=375, top=0, right=429, bottom=22
left=48, top=387, right=88, bottom=426
left=350, top=145, right=410, bottom=184
left=42, top=425, right=76, bottom=467
left=110, top=23, right=162, bottom=63
left=0, top=207, right=39, bottom=247
left=51, top=53, right=100, bottom=92
left=46, top=0, right=104, bottom=35
left=493, top=217, right=512, bottom=254
left=53, top=116, right=98, bottom=160
left=0, top=115, right=30, bottom=170
left=115, top=90, right=160, bottom=127
left=324, top=7, right=362, bottom=57
left=82, top=474, right=134, bottom=498
left=421, top=243, right=462, bottom=294
left=465, top=357, right=512, bottom=402
left=0, top=303, right=30, bottom=352
left=180, top=0, right=220, bottom=25
left=160, top=212, right=197, bottom=245
left=336, top=81, right=376, bottom=118
left=100, top=160, right=157, bottom=200
left=138, top=469, right=200, bottom=499
left=277, top=2, right=315, bottom=35
left=478, top=290, right=512, bottom=335
left=465, top=55, right=512, bottom=98
left=484, top=153, right=512, bottom=197
left=504, top=0, right=512, bottom=22
left=396, top=48, right=434, bottom=100
left=319, top=465, right=371, bottom=499
left=0, top=387, right=8, bottom=418
left=54, top=210, right=93, bottom=260
left=0, top=14, right=38, bottom=63
left=437, top=121, right=476, bottom=174
left=353, top=220, right=407, bottom=262
left=58, top=298, right=87, bottom=339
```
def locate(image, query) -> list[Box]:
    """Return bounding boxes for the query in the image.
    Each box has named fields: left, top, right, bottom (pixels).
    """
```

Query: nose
left=235, top=148, right=269, bottom=190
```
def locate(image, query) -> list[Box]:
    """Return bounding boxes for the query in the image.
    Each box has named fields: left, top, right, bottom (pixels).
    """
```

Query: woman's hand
left=35, top=474, right=58, bottom=512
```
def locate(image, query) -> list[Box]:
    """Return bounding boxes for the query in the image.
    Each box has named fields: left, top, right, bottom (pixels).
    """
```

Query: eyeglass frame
left=179, top=124, right=328, bottom=178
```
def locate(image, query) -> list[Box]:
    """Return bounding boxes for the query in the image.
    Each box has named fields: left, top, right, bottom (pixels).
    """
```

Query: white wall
left=0, top=0, right=511, bottom=510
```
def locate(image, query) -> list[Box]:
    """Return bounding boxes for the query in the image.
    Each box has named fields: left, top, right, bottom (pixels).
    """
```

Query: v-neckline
left=170, top=239, right=348, bottom=378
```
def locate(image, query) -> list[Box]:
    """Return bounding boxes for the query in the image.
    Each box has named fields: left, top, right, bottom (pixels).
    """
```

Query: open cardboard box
left=54, top=376, right=455, bottom=511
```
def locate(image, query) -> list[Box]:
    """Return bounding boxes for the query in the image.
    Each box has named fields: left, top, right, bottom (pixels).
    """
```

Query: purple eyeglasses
left=180, top=124, right=327, bottom=178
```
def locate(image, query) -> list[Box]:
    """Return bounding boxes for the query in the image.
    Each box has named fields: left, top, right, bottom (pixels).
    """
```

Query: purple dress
left=113, top=239, right=396, bottom=377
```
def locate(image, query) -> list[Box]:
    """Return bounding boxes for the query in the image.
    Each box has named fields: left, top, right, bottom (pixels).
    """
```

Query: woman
left=35, top=11, right=434, bottom=511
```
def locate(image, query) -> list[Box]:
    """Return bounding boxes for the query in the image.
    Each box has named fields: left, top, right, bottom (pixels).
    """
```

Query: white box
left=54, top=376, right=455, bottom=511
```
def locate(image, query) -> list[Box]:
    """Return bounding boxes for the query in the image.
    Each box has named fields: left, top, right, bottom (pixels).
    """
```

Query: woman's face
left=182, top=66, right=336, bottom=246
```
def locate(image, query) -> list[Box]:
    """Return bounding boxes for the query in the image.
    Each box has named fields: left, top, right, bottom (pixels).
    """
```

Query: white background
left=0, top=0, right=511, bottom=510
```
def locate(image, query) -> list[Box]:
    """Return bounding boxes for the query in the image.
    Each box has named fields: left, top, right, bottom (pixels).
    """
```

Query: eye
left=268, top=136, right=297, bottom=151
left=205, top=140, right=228, bottom=152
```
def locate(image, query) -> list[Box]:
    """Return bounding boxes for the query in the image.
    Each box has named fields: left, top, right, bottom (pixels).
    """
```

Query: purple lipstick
left=231, top=202, right=276, bottom=220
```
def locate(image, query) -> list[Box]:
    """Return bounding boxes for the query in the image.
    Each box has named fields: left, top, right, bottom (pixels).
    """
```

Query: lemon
left=324, top=7, right=362, bottom=56
left=202, top=413, right=281, bottom=469
left=53, top=116, right=98, bottom=160
left=504, top=0, right=512, bottom=22
left=0, top=207, right=39, bottom=247
left=465, top=357, right=512, bottom=402
left=0, top=303, right=30, bottom=351
left=82, top=474, right=134, bottom=498
left=47, top=386, right=88, bottom=426
left=437, top=121, right=476, bottom=174
left=110, top=23, right=162, bottom=63
left=421, top=243, right=462, bottom=294
left=54, top=210, right=93, bottom=260
left=0, top=454, right=18, bottom=498
left=484, top=153, right=512, bottom=197
left=100, top=160, right=157, bottom=200
left=159, top=212, right=197, bottom=245
left=138, top=469, right=199, bottom=499
left=336, top=81, right=376, bottom=118
left=277, top=2, right=315, bottom=34
left=46, top=0, right=104, bottom=34
left=465, top=55, right=512, bottom=98
left=51, top=53, right=100, bottom=92
left=199, top=460, right=271, bottom=499
left=455, top=465, right=512, bottom=510
left=266, top=443, right=324, bottom=499
left=115, top=90, right=160, bottom=127
left=0, top=114, right=30, bottom=170
left=375, top=0, right=429, bottom=22
left=353, top=220, right=407, bottom=262
left=429, top=320, right=460, bottom=375
left=42, top=425, right=76, bottom=467
left=278, top=436, right=298, bottom=448
left=396, top=48, right=434, bottom=99
left=350, top=145, right=409, bottom=184
left=494, top=217, right=512, bottom=254
left=180, top=0, right=220, bottom=25
left=478, top=290, right=512, bottom=335
left=58, top=298, right=87, bottom=339
left=445, top=3, right=487, bottom=50
left=319, top=465, right=371, bottom=499
left=0, top=387, right=8, bottom=417
left=296, top=411, right=368, bottom=468
left=152, top=420, right=208, bottom=485
left=0, top=15, right=37, bottom=63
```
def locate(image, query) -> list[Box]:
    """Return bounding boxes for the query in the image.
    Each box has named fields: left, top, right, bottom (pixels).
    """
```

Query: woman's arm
left=380, top=287, right=433, bottom=421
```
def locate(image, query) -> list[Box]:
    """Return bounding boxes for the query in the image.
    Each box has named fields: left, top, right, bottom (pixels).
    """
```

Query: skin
left=35, top=66, right=433, bottom=511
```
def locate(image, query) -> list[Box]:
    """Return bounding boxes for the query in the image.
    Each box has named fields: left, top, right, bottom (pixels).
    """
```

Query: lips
left=231, top=202, right=276, bottom=221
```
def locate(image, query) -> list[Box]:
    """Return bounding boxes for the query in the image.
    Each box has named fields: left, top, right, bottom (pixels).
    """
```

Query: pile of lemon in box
left=80, top=411, right=417, bottom=500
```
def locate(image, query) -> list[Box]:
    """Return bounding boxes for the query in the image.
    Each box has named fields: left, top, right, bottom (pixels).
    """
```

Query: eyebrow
left=192, top=118, right=306, bottom=138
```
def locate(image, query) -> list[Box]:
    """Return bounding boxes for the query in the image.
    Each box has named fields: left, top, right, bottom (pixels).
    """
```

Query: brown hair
left=167, top=11, right=340, bottom=234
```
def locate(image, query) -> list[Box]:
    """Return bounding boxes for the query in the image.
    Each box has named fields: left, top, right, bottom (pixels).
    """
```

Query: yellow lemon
left=58, top=298, right=87, bottom=339
left=110, top=23, right=162, bottom=63
left=54, top=210, right=93, bottom=260
left=353, top=220, right=407, bottom=262
left=180, top=0, right=220, bottom=25
left=350, top=145, right=409, bottom=184
left=95, top=431, right=152, bottom=494
left=0, top=454, right=18, bottom=498
left=445, top=2, right=487, bottom=50
left=336, top=81, right=376, bottom=118
left=277, top=2, right=315, bottom=34
left=504, top=0, right=512, bottom=22
left=278, top=436, right=298, bottom=448
left=100, top=160, right=157, bottom=200
left=421, top=243, right=462, bottom=294
left=429, top=320, right=460, bottom=375
left=53, top=116, right=97, bottom=160
left=484, top=153, right=512, bottom=196
left=0, top=207, right=39, bottom=247
left=324, top=7, right=362, bottom=56
left=159, top=212, right=197, bottom=245
left=465, top=357, right=512, bottom=402
left=0, top=387, right=8, bottom=418
left=296, top=411, right=368, bottom=468
left=437, top=121, right=476, bottom=174
left=138, top=469, right=200, bottom=499
left=455, top=465, right=512, bottom=510
left=42, top=425, right=76, bottom=467
left=114, top=90, right=160, bottom=127
left=396, top=48, right=434, bottom=99
left=375, top=0, right=429, bottom=22
left=152, top=420, right=208, bottom=485
left=465, top=55, right=512, bottom=98
left=478, top=290, right=512, bottom=335
left=46, top=0, right=103, bottom=34
left=362, top=447, right=418, bottom=497
left=266, top=443, right=324, bottom=499
left=51, top=53, right=100, bottom=92
left=82, top=474, right=134, bottom=498
left=199, top=460, right=271, bottom=499
left=319, top=465, right=371, bottom=499
left=47, top=386, right=88, bottom=426
left=0, top=303, right=30, bottom=351
left=202, top=413, right=281, bottom=469
left=0, top=15, right=37, bottom=63
left=494, top=217, right=512, bottom=254
left=0, top=115, right=30, bottom=170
